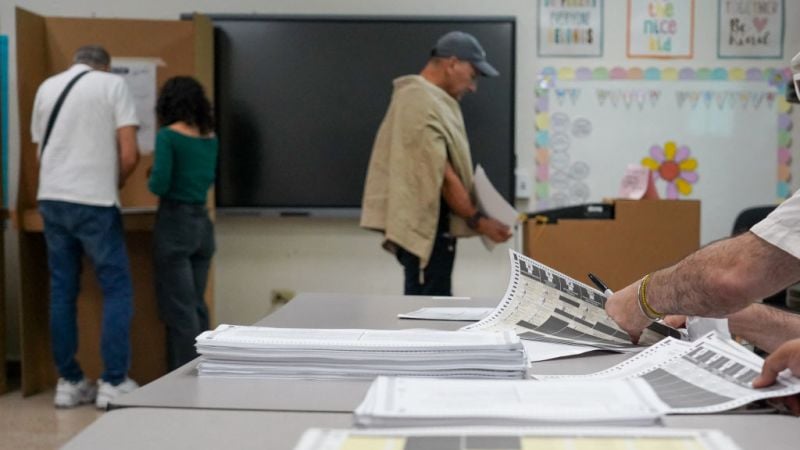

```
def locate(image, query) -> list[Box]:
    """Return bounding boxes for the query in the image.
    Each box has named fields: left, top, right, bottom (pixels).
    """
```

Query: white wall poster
left=538, top=0, right=604, bottom=57
left=627, top=0, right=695, bottom=59
left=718, top=0, right=784, bottom=59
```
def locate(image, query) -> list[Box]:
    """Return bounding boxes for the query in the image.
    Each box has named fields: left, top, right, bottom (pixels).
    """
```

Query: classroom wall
left=2, top=0, right=799, bottom=358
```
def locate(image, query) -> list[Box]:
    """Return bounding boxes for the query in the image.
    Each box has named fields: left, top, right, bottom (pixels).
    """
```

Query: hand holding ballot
left=753, top=338, right=800, bottom=416
left=474, top=213, right=513, bottom=243
left=473, top=165, right=522, bottom=249
left=605, top=279, right=657, bottom=344
left=754, top=338, right=800, bottom=389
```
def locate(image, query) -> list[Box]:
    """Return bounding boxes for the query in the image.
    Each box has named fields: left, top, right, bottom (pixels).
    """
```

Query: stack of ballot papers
left=195, top=324, right=527, bottom=379
left=353, top=376, right=669, bottom=427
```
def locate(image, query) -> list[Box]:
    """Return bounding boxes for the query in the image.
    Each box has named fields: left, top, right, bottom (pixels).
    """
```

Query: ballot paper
left=293, top=426, right=741, bottom=450
left=521, top=339, right=598, bottom=363
left=110, top=57, right=159, bottom=152
left=463, top=250, right=678, bottom=351
left=532, top=331, right=800, bottom=414
left=473, top=164, right=522, bottom=250
left=353, top=376, right=669, bottom=428
left=397, top=307, right=493, bottom=321
left=397, top=310, right=612, bottom=363
left=195, top=325, right=527, bottom=380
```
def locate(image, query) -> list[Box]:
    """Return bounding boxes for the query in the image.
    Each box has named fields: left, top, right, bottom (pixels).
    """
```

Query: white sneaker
left=95, top=377, right=139, bottom=410
left=54, top=378, right=97, bottom=408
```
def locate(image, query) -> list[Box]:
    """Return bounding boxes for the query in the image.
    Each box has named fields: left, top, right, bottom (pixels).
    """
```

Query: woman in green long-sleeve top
left=148, top=76, right=218, bottom=370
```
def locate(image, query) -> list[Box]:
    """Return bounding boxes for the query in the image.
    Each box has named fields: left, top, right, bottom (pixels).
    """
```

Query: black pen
left=588, top=272, right=614, bottom=296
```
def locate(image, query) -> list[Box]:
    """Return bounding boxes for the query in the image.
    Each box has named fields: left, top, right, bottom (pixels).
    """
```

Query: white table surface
left=64, top=407, right=800, bottom=450
left=100, top=292, right=799, bottom=450
left=63, top=408, right=351, bottom=450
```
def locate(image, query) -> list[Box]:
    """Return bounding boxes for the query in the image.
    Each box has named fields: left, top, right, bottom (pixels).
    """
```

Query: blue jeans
left=39, top=200, right=133, bottom=384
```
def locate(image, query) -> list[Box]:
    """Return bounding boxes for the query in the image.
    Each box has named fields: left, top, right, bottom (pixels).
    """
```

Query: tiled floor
left=0, top=379, right=103, bottom=450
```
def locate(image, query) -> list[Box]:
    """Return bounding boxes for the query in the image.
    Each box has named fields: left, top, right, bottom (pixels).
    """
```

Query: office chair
left=731, top=206, right=776, bottom=235
left=731, top=205, right=785, bottom=306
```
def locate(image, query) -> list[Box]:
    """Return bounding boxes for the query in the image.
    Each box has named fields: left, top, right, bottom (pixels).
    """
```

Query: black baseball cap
left=431, top=31, right=499, bottom=77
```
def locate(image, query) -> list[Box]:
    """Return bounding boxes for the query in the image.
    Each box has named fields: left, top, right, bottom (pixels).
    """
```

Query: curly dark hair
left=156, top=76, right=214, bottom=135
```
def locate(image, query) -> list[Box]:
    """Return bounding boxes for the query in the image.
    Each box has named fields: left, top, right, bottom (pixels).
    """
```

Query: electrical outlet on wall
left=515, top=168, right=533, bottom=199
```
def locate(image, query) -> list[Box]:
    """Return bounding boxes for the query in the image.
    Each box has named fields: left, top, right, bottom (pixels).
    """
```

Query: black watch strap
left=466, top=211, right=485, bottom=230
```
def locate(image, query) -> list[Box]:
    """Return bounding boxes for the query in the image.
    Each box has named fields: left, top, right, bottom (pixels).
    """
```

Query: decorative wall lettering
left=627, top=0, right=695, bottom=59
left=718, top=0, right=784, bottom=59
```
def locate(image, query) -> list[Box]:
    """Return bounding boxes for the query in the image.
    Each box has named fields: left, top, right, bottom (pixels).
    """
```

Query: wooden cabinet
left=524, top=200, right=701, bottom=291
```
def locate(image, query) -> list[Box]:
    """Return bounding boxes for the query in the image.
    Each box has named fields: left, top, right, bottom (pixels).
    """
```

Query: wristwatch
left=466, top=211, right=485, bottom=230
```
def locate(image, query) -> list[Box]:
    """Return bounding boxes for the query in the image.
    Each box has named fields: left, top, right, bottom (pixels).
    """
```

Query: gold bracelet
left=641, top=274, right=666, bottom=318
left=635, top=276, right=653, bottom=320
left=637, top=273, right=664, bottom=321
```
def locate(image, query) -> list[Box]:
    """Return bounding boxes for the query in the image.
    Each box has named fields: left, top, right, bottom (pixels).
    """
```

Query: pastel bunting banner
left=674, top=90, right=777, bottom=110
left=596, top=89, right=662, bottom=109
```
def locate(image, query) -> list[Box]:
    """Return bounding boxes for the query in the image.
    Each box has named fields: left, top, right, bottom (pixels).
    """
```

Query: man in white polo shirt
left=31, top=45, right=141, bottom=409
left=604, top=50, right=800, bottom=404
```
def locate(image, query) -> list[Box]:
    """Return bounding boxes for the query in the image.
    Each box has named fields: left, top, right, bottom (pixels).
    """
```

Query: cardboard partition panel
left=0, top=214, right=5, bottom=394
left=15, top=7, right=214, bottom=395
left=75, top=232, right=164, bottom=384
left=524, top=200, right=701, bottom=292
left=17, top=232, right=52, bottom=393
left=15, top=7, right=48, bottom=218
left=16, top=6, right=53, bottom=396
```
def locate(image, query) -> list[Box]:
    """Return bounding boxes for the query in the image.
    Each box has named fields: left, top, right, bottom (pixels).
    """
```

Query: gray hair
left=73, top=45, right=110, bottom=68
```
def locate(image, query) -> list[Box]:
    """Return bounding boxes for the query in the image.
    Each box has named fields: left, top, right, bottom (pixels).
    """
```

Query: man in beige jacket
left=361, top=31, right=511, bottom=295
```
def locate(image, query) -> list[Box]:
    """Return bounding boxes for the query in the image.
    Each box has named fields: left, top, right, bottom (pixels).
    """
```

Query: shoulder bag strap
left=40, top=70, right=91, bottom=155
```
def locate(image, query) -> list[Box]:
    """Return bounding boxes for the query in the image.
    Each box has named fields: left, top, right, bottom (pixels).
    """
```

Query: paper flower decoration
left=641, top=141, right=699, bottom=199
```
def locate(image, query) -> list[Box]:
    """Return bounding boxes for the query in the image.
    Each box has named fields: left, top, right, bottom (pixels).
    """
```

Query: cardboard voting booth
left=0, top=211, right=5, bottom=394
left=524, top=200, right=701, bottom=292
left=15, top=7, right=214, bottom=395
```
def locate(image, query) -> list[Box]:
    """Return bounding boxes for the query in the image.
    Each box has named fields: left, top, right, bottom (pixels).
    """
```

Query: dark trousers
left=153, top=199, right=215, bottom=370
left=396, top=235, right=457, bottom=296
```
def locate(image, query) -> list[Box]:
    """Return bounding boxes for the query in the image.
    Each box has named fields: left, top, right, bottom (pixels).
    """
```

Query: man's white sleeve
left=112, top=78, right=140, bottom=129
left=751, top=189, right=800, bottom=260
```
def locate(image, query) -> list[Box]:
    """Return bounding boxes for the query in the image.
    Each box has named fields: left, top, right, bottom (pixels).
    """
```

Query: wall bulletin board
left=534, top=66, right=793, bottom=244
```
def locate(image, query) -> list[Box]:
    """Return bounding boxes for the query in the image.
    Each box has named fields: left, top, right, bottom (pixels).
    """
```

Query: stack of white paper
left=353, top=376, right=668, bottom=428
left=195, top=325, right=527, bottom=380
